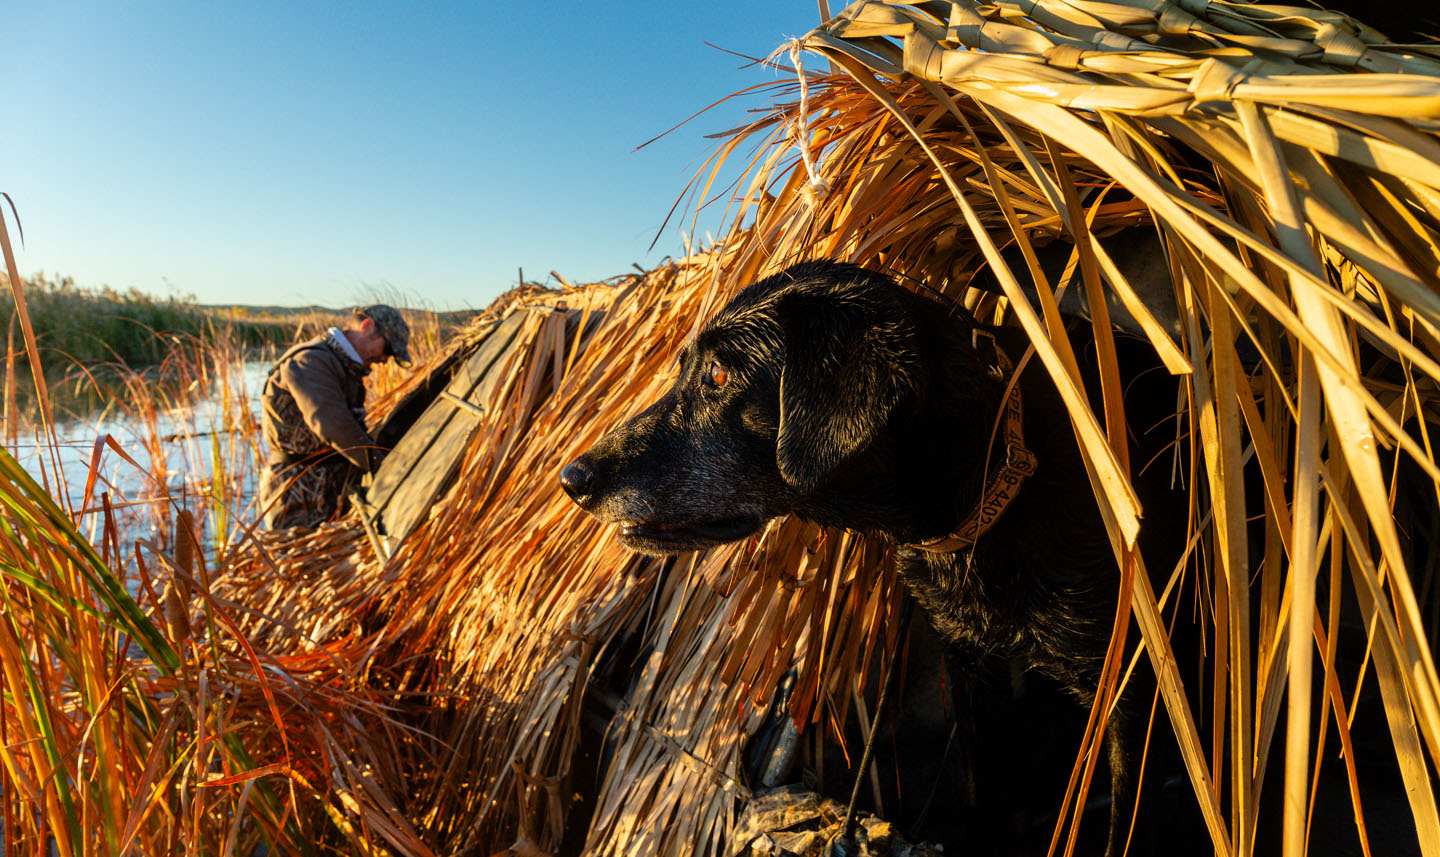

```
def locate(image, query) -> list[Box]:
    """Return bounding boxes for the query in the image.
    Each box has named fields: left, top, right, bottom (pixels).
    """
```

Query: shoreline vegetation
left=2, top=273, right=337, bottom=421
left=3, top=273, right=327, bottom=365
left=2, top=273, right=465, bottom=421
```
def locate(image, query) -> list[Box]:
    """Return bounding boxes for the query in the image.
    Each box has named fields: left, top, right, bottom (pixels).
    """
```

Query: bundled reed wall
left=670, top=3, right=1440, bottom=855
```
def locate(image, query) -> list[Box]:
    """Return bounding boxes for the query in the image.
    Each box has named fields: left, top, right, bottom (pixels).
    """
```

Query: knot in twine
left=788, top=40, right=830, bottom=209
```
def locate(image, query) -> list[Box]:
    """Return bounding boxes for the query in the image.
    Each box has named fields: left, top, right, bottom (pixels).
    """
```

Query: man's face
left=355, top=318, right=391, bottom=366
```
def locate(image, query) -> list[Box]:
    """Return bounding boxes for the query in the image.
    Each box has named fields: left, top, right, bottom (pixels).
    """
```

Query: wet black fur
left=561, top=259, right=1179, bottom=855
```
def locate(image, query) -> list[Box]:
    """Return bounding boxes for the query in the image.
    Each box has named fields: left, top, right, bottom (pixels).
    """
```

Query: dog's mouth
left=618, top=514, right=763, bottom=554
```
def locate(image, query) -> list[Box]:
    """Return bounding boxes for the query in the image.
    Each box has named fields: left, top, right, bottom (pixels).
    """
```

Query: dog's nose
left=559, top=459, right=595, bottom=503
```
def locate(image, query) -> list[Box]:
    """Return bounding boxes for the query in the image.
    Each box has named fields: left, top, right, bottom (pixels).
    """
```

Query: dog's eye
left=706, top=361, right=729, bottom=388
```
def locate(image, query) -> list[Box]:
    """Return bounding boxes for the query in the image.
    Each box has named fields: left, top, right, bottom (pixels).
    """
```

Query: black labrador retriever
left=560, top=259, right=1180, bottom=855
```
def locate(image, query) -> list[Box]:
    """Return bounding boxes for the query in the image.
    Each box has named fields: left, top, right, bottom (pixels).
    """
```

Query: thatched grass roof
left=651, top=2, right=1440, bottom=853
left=207, top=253, right=904, bottom=854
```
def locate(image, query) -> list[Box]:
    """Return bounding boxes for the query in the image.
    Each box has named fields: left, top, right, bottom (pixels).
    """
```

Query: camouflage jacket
left=262, top=332, right=375, bottom=470
left=259, top=332, right=377, bottom=528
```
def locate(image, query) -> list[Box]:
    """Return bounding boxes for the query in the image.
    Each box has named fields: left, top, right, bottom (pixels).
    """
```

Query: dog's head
left=560, top=260, right=935, bottom=555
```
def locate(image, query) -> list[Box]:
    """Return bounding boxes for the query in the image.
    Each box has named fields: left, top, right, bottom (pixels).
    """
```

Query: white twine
left=788, top=40, right=831, bottom=208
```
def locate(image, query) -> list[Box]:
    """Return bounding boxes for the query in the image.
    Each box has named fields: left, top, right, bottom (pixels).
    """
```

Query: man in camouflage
left=260, top=304, right=412, bottom=529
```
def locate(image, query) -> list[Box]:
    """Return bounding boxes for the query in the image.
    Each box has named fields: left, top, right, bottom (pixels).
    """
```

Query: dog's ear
left=775, top=281, right=920, bottom=491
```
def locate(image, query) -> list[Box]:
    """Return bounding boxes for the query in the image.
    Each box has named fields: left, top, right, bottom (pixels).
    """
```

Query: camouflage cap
left=359, top=304, right=412, bottom=367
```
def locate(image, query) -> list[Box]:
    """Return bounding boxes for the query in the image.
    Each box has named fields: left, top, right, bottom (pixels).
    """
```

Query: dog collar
left=912, top=333, right=1036, bottom=553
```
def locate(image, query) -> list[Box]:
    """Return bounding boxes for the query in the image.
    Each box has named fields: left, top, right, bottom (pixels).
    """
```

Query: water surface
left=11, top=361, right=272, bottom=555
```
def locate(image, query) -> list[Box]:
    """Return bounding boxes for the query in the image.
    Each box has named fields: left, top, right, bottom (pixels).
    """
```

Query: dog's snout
left=559, top=458, right=596, bottom=504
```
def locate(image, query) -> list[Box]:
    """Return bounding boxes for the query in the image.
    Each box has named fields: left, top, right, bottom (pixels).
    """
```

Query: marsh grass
left=1, top=273, right=306, bottom=366
left=0, top=273, right=342, bottom=422
left=0, top=198, right=453, bottom=855
left=6, top=2, right=1440, bottom=855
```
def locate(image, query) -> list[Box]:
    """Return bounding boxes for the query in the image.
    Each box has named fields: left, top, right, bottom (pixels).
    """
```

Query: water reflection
left=11, top=361, right=272, bottom=557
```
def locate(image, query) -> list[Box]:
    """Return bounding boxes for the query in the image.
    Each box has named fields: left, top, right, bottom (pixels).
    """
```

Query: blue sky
left=7, top=2, right=826, bottom=310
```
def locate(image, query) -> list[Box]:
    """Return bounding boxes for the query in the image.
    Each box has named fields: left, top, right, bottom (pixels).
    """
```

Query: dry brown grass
left=7, top=2, right=1440, bottom=856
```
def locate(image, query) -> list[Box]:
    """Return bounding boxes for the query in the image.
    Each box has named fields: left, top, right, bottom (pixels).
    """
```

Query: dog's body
left=562, top=260, right=1178, bottom=855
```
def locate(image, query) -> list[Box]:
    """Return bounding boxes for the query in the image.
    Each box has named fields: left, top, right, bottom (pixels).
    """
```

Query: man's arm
left=279, top=349, right=375, bottom=470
